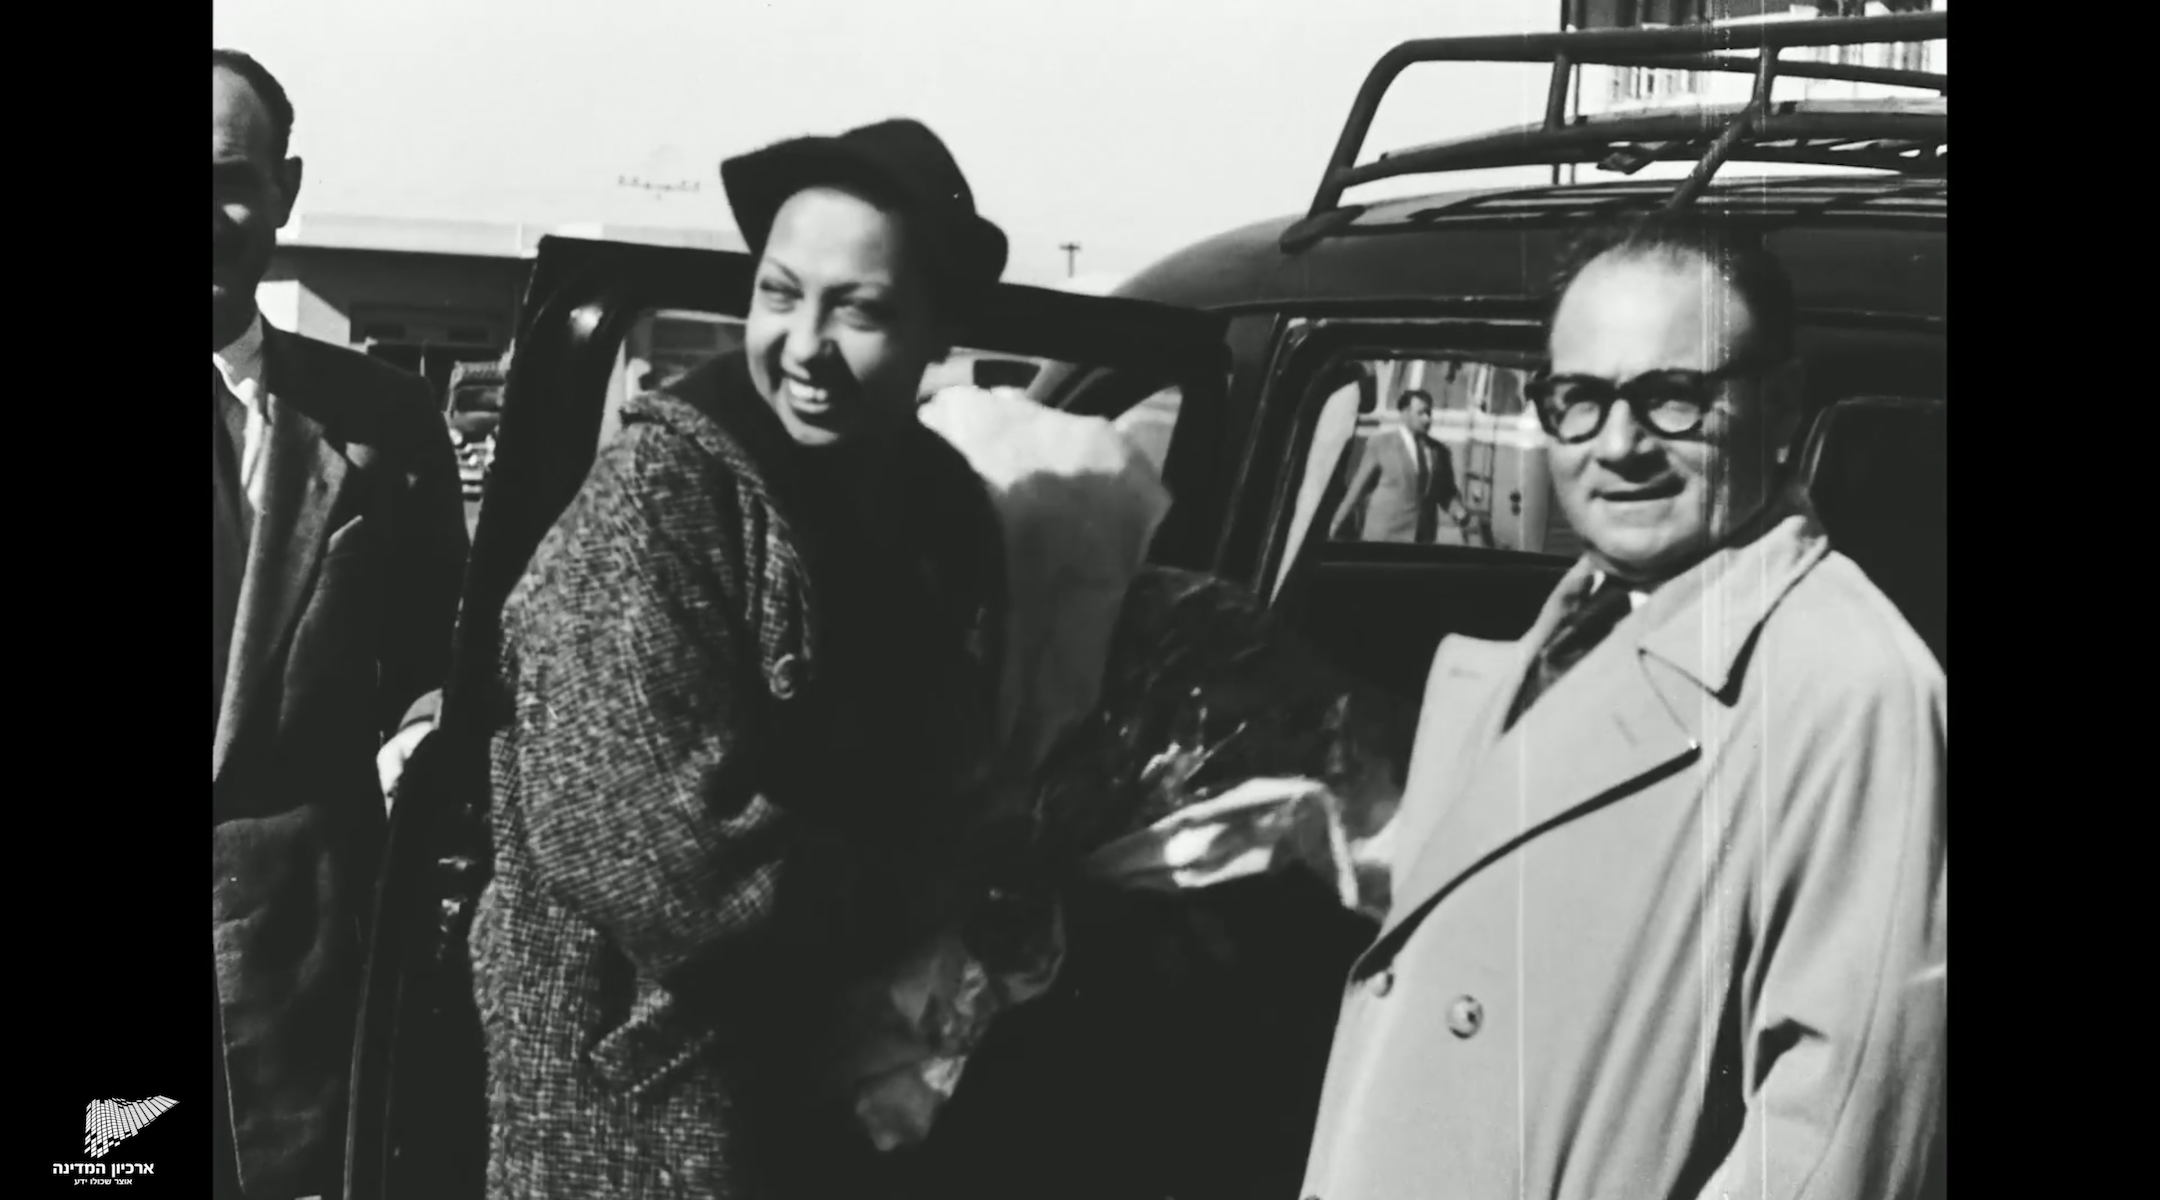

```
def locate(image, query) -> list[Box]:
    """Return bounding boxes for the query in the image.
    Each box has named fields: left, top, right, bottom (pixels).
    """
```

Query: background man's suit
left=1330, top=427, right=1459, bottom=543
left=214, top=320, right=467, bottom=1198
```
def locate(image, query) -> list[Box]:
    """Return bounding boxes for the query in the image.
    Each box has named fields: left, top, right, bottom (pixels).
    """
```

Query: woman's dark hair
left=212, top=49, right=295, bottom=160
left=1546, top=212, right=1798, bottom=364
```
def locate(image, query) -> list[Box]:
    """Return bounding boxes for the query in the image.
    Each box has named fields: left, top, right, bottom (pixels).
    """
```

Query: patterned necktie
left=1503, top=578, right=1637, bottom=732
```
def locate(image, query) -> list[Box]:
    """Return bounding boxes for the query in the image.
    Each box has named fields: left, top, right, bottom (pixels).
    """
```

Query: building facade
left=1566, top=0, right=1946, bottom=118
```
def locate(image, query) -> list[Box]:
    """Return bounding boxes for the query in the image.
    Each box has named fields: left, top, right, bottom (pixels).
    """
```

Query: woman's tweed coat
left=469, top=352, right=1005, bottom=1200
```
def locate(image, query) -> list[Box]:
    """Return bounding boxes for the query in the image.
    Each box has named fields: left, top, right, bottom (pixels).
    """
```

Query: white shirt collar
left=213, top=310, right=268, bottom=402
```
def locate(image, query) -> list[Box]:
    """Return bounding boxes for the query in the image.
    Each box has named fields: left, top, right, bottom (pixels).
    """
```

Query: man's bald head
left=1548, top=213, right=1798, bottom=368
left=211, top=49, right=294, bottom=161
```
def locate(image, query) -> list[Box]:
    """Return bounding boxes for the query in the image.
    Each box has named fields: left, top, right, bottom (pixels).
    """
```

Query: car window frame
left=1239, top=315, right=1569, bottom=602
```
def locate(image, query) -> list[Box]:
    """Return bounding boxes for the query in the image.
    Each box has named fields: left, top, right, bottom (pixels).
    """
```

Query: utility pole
left=1059, top=242, right=1081, bottom=278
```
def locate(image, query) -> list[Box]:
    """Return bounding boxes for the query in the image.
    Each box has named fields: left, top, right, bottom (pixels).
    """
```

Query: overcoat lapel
left=1358, top=511, right=1832, bottom=974
left=1357, top=563, right=1701, bottom=973
left=214, top=330, right=350, bottom=781
left=214, top=403, right=250, bottom=747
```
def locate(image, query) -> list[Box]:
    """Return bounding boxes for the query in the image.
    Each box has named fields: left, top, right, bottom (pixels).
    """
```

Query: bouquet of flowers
left=1045, top=563, right=1407, bottom=913
left=828, top=387, right=1410, bottom=1155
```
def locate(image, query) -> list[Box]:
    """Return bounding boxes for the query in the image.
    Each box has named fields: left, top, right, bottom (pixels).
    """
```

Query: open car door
left=345, top=236, right=1232, bottom=1200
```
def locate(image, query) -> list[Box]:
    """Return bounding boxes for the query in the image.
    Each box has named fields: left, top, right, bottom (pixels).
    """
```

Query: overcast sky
left=212, top=0, right=1592, bottom=286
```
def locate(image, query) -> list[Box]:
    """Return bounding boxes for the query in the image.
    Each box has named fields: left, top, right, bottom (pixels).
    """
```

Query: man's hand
left=377, top=720, right=434, bottom=812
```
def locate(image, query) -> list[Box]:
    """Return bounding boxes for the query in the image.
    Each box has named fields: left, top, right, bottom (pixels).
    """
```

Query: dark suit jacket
left=1330, top=428, right=1459, bottom=544
left=469, top=352, right=1004, bottom=1199
left=213, top=324, right=467, bottom=1198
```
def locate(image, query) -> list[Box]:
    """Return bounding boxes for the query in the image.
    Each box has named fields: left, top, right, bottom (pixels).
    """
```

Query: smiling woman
left=742, top=185, right=946, bottom=447
left=465, top=118, right=1020, bottom=1200
left=724, top=120, right=1010, bottom=450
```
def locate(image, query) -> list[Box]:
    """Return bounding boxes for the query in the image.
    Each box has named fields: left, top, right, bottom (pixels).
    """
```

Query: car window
left=1112, top=386, right=1181, bottom=476
left=603, top=308, right=747, bottom=446
left=1277, top=379, right=1366, bottom=586
left=1024, top=362, right=1200, bottom=546
left=1294, top=351, right=1580, bottom=558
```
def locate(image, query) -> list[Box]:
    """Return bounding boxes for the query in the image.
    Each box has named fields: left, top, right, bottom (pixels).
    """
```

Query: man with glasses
left=1296, top=216, right=1947, bottom=1200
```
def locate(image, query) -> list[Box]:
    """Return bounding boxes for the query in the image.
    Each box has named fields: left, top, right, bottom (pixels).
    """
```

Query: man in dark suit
left=214, top=49, right=468, bottom=1199
left=1329, top=389, right=1466, bottom=544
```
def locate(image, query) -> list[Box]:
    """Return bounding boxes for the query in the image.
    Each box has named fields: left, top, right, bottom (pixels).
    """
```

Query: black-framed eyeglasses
left=1525, top=356, right=1780, bottom=445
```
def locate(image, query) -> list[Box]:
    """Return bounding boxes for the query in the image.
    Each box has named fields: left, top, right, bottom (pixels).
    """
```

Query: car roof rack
left=1284, top=10, right=1946, bottom=253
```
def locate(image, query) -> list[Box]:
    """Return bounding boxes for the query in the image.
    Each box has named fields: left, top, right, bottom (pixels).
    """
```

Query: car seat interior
left=1798, top=394, right=1948, bottom=670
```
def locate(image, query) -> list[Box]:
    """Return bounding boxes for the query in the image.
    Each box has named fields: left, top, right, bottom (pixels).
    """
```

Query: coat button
left=768, top=654, right=802, bottom=701
left=1368, top=970, right=1395, bottom=998
left=1447, top=995, right=1484, bottom=1038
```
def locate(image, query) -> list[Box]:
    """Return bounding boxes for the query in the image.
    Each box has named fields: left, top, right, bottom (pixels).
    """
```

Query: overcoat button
left=768, top=654, right=802, bottom=701
left=1369, top=970, right=1395, bottom=998
left=1447, top=994, right=1484, bottom=1039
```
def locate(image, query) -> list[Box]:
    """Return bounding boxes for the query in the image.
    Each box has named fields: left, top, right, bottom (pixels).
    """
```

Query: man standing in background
left=1330, top=389, right=1467, bottom=544
left=214, top=48, right=468, bottom=1199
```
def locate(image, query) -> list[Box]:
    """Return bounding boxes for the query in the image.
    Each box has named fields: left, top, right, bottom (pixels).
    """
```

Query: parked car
left=350, top=12, right=1945, bottom=1200
left=443, top=358, right=508, bottom=500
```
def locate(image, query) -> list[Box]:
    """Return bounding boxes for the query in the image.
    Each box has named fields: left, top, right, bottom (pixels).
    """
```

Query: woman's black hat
left=721, top=118, right=1009, bottom=307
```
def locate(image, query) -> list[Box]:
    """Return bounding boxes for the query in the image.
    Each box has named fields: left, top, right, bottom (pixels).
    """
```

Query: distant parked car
left=444, top=359, right=507, bottom=499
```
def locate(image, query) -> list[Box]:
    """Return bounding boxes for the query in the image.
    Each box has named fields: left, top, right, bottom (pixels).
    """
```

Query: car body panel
left=1117, top=176, right=1945, bottom=319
